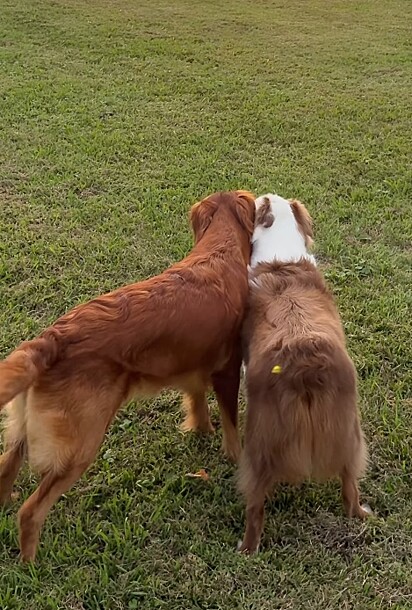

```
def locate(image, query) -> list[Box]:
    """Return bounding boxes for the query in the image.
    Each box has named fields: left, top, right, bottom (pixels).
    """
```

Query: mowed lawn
left=0, top=0, right=411, bottom=608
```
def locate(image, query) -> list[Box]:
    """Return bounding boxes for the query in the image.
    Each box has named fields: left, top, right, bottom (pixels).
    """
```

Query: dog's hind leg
left=237, top=452, right=274, bottom=554
left=341, top=421, right=371, bottom=519
left=341, top=469, right=371, bottom=519
left=0, top=444, right=25, bottom=505
left=238, top=493, right=266, bottom=554
left=238, top=472, right=273, bottom=555
left=18, top=461, right=92, bottom=562
left=18, top=412, right=112, bottom=563
left=18, top=381, right=124, bottom=561
left=212, top=344, right=242, bottom=462
left=0, top=394, right=27, bottom=504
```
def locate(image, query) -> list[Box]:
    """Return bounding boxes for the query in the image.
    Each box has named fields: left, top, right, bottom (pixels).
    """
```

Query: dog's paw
left=180, top=417, right=215, bottom=434
left=236, top=539, right=259, bottom=555
left=360, top=503, right=373, bottom=517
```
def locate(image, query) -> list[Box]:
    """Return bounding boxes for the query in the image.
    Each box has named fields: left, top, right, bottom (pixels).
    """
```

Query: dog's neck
left=250, top=207, right=316, bottom=268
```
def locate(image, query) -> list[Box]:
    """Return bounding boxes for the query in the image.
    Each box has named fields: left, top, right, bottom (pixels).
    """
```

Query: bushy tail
left=0, top=334, right=60, bottom=408
left=280, top=335, right=355, bottom=395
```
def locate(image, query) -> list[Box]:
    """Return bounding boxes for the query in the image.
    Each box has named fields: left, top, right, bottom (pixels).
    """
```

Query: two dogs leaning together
left=0, top=190, right=371, bottom=562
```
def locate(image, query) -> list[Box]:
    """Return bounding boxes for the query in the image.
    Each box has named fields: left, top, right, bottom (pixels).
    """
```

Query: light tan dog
left=0, top=190, right=255, bottom=561
left=238, top=193, right=370, bottom=554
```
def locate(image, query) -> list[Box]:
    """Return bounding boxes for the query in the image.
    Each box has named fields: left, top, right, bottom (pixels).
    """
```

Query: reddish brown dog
left=0, top=190, right=255, bottom=561
left=238, top=193, right=370, bottom=554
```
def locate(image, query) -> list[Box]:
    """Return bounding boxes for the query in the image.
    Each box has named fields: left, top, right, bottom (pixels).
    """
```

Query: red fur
left=0, top=190, right=255, bottom=561
left=238, top=258, right=369, bottom=554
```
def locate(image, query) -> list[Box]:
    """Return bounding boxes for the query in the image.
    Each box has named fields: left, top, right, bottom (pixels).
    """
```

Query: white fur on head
left=250, top=193, right=316, bottom=268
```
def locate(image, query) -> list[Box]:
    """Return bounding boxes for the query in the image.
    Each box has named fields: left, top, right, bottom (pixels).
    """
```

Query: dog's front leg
left=211, top=344, right=242, bottom=462
left=181, top=390, right=214, bottom=434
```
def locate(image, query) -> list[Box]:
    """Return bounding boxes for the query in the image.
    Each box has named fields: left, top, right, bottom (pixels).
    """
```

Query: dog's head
left=190, top=190, right=255, bottom=243
left=255, top=193, right=314, bottom=248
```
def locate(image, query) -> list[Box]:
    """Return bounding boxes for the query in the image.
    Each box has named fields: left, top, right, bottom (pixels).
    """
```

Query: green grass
left=1, top=0, right=411, bottom=607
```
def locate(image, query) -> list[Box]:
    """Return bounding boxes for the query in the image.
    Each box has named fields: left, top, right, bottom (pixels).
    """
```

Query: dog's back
left=241, top=260, right=366, bottom=486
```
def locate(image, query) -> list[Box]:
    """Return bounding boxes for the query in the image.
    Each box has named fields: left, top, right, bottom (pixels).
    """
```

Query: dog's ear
left=190, top=196, right=219, bottom=242
left=290, top=199, right=314, bottom=248
left=255, top=196, right=274, bottom=228
left=234, top=190, right=255, bottom=236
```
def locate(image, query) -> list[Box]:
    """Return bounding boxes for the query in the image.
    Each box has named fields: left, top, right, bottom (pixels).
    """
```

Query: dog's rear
left=241, top=325, right=367, bottom=485
left=238, top=194, right=370, bottom=554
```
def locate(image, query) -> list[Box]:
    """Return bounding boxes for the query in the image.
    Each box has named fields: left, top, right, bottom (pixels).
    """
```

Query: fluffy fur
left=0, top=190, right=255, bottom=561
left=238, top=193, right=369, bottom=554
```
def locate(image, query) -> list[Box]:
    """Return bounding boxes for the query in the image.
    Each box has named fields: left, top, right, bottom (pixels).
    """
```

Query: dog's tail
left=0, top=332, right=61, bottom=409
left=279, top=335, right=355, bottom=395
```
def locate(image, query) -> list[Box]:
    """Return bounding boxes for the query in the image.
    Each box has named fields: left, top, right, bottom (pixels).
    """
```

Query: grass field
left=1, top=0, right=411, bottom=608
